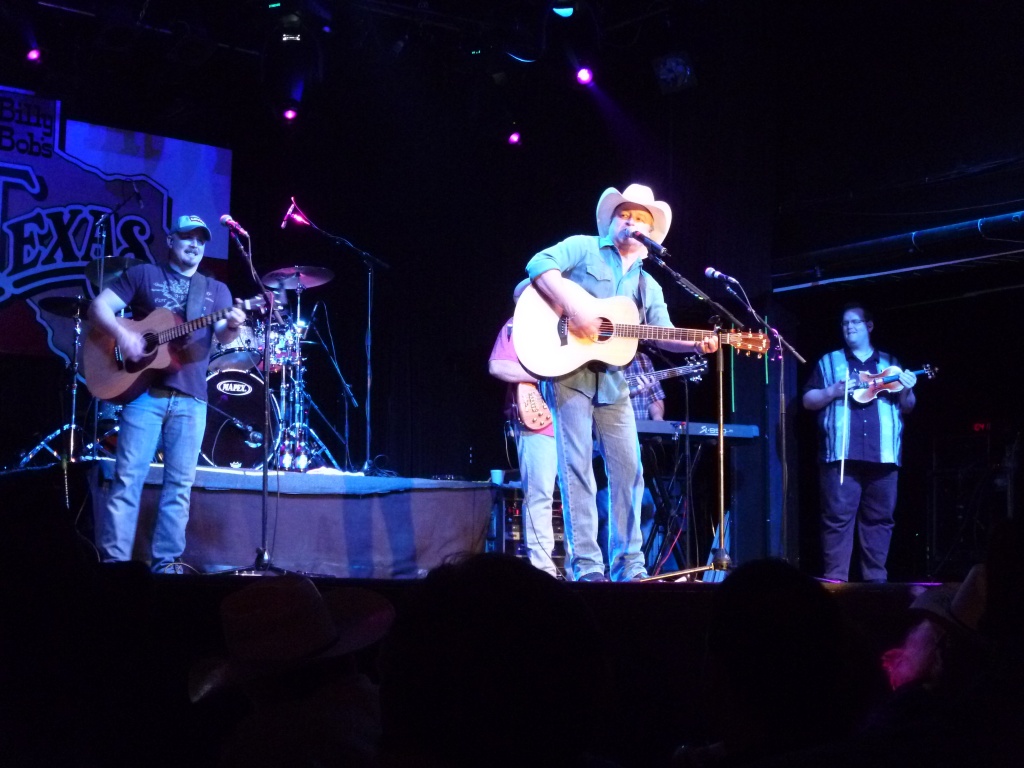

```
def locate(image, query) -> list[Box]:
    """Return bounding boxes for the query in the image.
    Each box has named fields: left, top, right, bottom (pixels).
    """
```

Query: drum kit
left=203, top=265, right=339, bottom=472
left=18, top=260, right=339, bottom=474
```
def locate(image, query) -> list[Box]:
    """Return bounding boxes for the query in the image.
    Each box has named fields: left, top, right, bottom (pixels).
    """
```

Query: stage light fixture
left=652, top=53, right=696, bottom=94
left=26, top=48, right=41, bottom=63
left=576, top=66, right=593, bottom=86
left=263, top=6, right=325, bottom=122
left=507, top=130, right=521, bottom=145
left=552, top=2, right=576, bottom=18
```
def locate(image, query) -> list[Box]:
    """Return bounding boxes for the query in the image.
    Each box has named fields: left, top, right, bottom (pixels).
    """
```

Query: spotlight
left=26, top=48, right=41, bottom=63
left=283, top=106, right=298, bottom=121
left=552, top=2, right=576, bottom=18
left=575, top=67, right=593, bottom=86
left=507, top=131, right=521, bottom=145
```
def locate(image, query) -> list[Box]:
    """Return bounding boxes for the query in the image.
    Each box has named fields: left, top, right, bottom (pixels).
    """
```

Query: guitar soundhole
left=143, top=333, right=159, bottom=354
left=596, top=319, right=614, bottom=341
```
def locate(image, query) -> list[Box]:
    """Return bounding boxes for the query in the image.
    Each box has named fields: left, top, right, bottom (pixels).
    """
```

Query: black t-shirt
left=108, top=263, right=232, bottom=401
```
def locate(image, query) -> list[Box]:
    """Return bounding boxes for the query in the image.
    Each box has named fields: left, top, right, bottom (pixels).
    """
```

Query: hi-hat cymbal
left=261, top=265, right=334, bottom=290
left=85, top=256, right=144, bottom=287
left=37, top=295, right=91, bottom=318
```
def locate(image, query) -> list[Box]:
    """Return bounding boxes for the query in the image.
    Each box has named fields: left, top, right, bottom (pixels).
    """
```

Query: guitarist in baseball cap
left=87, top=214, right=247, bottom=573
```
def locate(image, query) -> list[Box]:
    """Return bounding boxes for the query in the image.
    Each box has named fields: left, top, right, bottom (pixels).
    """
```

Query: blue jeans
left=96, top=389, right=207, bottom=572
left=543, top=380, right=646, bottom=582
left=819, top=460, right=898, bottom=582
left=515, top=425, right=559, bottom=576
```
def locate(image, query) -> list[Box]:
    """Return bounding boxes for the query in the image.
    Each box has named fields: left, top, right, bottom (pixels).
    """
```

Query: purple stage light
left=576, top=67, right=593, bottom=86
left=26, top=49, right=41, bottom=62
left=507, top=131, right=521, bottom=145
left=283, top=107, right=298, bottom=121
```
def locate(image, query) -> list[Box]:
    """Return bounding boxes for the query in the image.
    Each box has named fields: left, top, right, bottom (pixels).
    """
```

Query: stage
left=3, top=461, right=493, bottom=578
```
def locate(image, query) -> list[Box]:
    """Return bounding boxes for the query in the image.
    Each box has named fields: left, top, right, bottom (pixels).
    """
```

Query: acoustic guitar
left=512, top=284, right=768, bottom=378
left=82, top=295, right=266, bottom=404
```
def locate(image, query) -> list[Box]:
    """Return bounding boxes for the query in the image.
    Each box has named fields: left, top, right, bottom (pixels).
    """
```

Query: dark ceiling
left=6, top=1, right=1024, bottom=302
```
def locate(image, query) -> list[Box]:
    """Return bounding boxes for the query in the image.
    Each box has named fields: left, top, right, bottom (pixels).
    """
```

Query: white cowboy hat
left=595, top=183, right=672, bottom=243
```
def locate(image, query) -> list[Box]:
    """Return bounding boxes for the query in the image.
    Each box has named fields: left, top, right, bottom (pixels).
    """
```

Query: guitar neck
left=154, top=307, right=232, bottom=346
left=626, top=364, right=704, bottom=386
left=612, top=323, right=708, bottom=344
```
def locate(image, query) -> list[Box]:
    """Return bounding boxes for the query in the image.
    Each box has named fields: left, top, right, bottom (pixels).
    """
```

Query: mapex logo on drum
left=216, top=380, right=254, bottom=396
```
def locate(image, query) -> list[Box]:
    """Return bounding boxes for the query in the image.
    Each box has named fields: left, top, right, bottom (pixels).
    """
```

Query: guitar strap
left=185, top=272, right=208, bottom=321
left=637, top=271, right=649, bottom=324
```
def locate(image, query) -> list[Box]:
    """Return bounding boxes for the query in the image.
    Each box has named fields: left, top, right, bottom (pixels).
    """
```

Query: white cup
left=489, top=469, right=505, bottom=485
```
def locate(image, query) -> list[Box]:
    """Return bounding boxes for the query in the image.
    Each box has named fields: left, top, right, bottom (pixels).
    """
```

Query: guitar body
left=82, top=308, right=181, bottom=403
left=512, top=285, right=640, bottom=378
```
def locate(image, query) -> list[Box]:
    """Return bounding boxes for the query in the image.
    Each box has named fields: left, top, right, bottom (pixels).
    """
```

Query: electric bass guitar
left=512, top=284, right=768, bottom=378
left=82, top=296, right=266, bottom=404
left=514, top=382, right=552, bottom=431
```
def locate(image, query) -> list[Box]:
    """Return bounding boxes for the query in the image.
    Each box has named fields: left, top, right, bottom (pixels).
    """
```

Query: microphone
left=629, top=230, right=667, bottom=256
left=280, top=201, right=296, bottom=229
left=704, top=266, right=739, bottom=285
left=308, top=301, right=319, bottom=329
left=131, top=180, right=144, bottom=209
left=220, top=214, right=249, bottom=238
left=245, top=430, right=264, bottom=448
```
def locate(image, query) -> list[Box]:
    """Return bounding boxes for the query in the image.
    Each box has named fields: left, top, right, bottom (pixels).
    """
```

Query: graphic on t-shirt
left=155, top=275, right=189, bottom=311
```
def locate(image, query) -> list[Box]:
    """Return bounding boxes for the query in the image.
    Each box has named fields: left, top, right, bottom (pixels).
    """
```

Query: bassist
left=87, top=215, right=247, bottom=574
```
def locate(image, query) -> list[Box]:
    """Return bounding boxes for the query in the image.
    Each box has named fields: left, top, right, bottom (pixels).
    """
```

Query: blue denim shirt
left=525, top=234, right=672, bottom=403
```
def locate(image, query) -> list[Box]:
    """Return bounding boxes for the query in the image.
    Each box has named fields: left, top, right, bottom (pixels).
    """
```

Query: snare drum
left=208, top=322, right=263, bottom=373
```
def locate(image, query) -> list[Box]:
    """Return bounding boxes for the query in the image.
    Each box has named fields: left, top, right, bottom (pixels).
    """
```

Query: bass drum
left=202, top=371, right=280, bottom=469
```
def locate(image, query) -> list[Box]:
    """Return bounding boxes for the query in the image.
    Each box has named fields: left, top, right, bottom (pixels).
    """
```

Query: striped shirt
left=804, top=348, right=905, bottom=466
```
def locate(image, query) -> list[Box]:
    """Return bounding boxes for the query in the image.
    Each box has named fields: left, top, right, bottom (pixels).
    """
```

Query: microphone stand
left=283, top=200, right=388, bottom=475
left=86, top=187, right=140, bottom=459
left=640, top=250, right=747, bottom=582
left=715, top=278, right=805, bottom=563
left=226, top=227, right=284, bottom=572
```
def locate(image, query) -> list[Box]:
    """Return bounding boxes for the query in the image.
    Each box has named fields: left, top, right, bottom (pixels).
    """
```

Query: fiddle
left=849, top=363, right=937, bottom=404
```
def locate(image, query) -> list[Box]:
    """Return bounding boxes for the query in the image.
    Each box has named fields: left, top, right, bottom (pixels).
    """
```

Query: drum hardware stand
left=308, top=310, right=357, bottom=470
left=637, top=253, right=749, bottom=583
left=19, top=299, right=88, bottom=475
left=278, top=198, right=389, bottom=474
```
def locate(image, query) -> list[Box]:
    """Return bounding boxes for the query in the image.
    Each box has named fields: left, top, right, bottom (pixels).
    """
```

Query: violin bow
left=840, top=368, right=850, bottom=486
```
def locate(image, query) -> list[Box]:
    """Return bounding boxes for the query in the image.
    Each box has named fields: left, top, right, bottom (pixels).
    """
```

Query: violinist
left=802, top=303, right=917, bottom=583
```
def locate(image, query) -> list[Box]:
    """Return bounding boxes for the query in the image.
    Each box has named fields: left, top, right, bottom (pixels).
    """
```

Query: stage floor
left=85, top=460, right=494, bottom=577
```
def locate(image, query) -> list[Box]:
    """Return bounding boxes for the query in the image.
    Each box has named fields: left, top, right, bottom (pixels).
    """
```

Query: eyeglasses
left=841, top=320, right=865, bottom=328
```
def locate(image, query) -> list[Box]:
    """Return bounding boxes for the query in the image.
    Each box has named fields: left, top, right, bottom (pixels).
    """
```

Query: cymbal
left=37, top=295, right=90, bottom=318
left=85, top=256, right=145, bottom=287
left=261, top=265, right=334, bottom=290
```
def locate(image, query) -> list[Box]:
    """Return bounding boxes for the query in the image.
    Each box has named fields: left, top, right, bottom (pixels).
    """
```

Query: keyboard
left=635, top=420, right=760, bottom=439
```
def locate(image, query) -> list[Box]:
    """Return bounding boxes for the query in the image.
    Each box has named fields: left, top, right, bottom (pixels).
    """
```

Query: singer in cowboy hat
left=520, top=184, right=718, bottom=582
